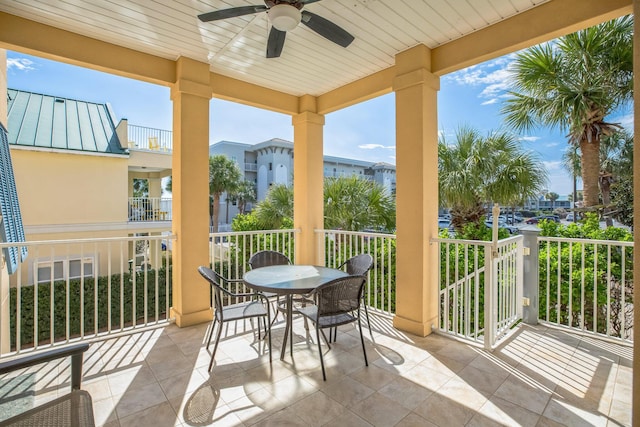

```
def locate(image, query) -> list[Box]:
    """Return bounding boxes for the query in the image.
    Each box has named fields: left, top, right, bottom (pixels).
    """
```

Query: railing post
left=483, top=244, right=496, bottom=350
left=521, top=228, right=540, bottom=325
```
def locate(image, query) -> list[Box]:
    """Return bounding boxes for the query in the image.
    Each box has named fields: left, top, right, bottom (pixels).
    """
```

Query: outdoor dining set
left=197, top=250, right=374, bottom=381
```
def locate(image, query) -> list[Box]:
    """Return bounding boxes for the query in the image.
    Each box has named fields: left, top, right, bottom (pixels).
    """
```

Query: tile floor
left=0, top=313, right=633, bottom=426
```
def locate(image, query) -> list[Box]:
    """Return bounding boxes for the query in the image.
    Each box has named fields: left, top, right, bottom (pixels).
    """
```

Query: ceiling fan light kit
left=268, top=4, right=301, bottom=31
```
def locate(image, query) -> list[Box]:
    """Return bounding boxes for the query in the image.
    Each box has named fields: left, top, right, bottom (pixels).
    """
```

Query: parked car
left=485, top=221, right=519, bottom=234
left=526, top=215, right=560, bottom=225
left=438, top=218, right=452, bottom=230
left=565, top=213, right=582, bottom=221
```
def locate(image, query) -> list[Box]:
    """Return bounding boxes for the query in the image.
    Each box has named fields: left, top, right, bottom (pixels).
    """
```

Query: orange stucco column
left=392, top=44, right=440, bottom=337
left=632, top=0, right=639, bottom=422
left=292, top=98, right=325, bottom=265
left=169, top=57, right=212, bottom=327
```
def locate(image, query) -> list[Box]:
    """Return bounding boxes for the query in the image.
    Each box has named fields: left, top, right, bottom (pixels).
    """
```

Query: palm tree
left=502, top=16, right=633, bottom=208
left=230, top=180, right=257, bottom=215
left=209, top=155, right=242, bottom=232
left=254, top=184, right=294, bottom=229
left=133, top=178, right=149, bottom=197
left=251, top=177, right=396, bottom=232
left=601, top=130, right=632, bottom=226
left=324, top=175, right=395, bottom=232
left=562, top=146, right=581, bottom=220
left=609, top=131, right=633, bottom=226
left=546, top=192, right=559, bottom=210
left=439, top=126, right=548, bottom=231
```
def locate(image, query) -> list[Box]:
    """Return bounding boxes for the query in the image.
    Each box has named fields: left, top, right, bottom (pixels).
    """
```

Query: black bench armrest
left=0, top=343, right=90, bottom=391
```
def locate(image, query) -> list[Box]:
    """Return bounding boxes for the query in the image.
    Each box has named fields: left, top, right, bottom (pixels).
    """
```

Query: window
left=34, top=256, right=95, bottom=284
left=269, top=163, right=273, bottom=170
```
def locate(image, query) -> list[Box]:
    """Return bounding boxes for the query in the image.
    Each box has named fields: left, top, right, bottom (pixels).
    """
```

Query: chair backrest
left=341, top=253, right=374, bottom=276
left=248, top=250, right=291, bottom=269
left=314, top=275, right=366, bottom=317
left=197, top=266, right=225, bottom=321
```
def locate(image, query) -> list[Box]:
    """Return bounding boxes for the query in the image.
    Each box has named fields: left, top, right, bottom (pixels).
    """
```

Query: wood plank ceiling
left=0, top=0, right=548, bottom=96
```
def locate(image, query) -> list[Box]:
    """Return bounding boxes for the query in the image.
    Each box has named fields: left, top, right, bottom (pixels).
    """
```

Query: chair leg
left=267, top=311, right=272, bottom=363
left=208, top=321, right=224, bottom=372
left=358, top=315, right=368, bottom=367
left=319, top=329, right=331, bottom=349
left=316, top=325, right=326, bottom=381
left=363, top=302, right=373, bottom=339
left=206, top=318, right=217, bottom=350
left=270, top=296, right=280, bottom=326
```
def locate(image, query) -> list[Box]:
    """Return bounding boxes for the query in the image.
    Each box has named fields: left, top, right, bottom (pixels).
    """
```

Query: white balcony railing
left=317, top=229, right=396, bottom=317
left=128, top=197, right=172, bottom=222
left=538, top=236, right=634, bottom=341
left=209, top=229, right=297, bottom=293
left=0, top=234, right=175, bottom=358
left=3, top=226, right=630, bottom=363
left=127, top=125, right=172, bottom=152
left=434, top=234, right=524, bottom=349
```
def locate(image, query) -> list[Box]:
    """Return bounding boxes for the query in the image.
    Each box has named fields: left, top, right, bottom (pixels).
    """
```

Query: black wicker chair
left=248, top=250, right=292, bottom=324
left=0, top=343, right=94, bottom=426
left=248, top=250, right=291, bottom=270
left=297, top=275, right=369, bottom=381
left=198, top=266, right=271, bottom=372
left=335, top=253, right=374, bottom=339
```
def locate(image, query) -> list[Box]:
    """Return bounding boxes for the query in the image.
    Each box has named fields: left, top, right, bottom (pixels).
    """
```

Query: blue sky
left=6, top=50, right=632, bottom=196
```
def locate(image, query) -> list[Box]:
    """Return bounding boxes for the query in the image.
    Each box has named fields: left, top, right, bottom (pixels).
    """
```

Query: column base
left=170, top=307, right=212, bottom=328
left=393, top=314, right=437, bottom=337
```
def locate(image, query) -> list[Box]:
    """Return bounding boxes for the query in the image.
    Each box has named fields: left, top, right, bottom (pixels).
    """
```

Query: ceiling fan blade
left=198, top=5, right=267, bottom=22
left=300, top=11, right=354, bottom=48
left=266, top=27, right=287, bottom=58
left=301, top=0, right=323, bottom=4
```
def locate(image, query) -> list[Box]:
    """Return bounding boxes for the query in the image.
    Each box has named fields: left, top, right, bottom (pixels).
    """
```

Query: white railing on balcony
left=208, top=229, right=297, bottom=293
left=128, top=197, right=172, bottom=222
left=538, top=236, right=634, bottom=341
left=127, top=124, right=172, bottom=152
left=0, top=234, right=175, bottom=358
left=434, top=235, right=523, bottom=349
left=316, top=229, right=396, bottom=317
left=245, top=163, right=257, bottom=172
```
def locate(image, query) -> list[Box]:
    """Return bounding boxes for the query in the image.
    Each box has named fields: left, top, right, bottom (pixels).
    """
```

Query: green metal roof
left=7, top=88, right=127, bottom=155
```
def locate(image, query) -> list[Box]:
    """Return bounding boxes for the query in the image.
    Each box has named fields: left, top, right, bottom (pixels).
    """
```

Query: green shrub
left=10, top=267, right=172, bottom=349
left=538, top=213, right=633, bottom=338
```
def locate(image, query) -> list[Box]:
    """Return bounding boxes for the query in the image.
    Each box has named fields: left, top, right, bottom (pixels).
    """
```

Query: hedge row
left=9, top=268, right=172, bottom=349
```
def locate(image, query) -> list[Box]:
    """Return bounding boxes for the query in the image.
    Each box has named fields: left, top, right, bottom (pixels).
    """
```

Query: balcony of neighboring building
left=123, top=123, right=172, bottom=173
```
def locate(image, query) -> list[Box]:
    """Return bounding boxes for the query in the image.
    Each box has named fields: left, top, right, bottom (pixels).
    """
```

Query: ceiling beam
left=316, top=0, right=632, bottom=114
left=0, top=12, right=175, bottom=86
left=210, top=73, right=298, bottom=115
left=431, top=0, right=632, bottom=76
left=317, top=67, right=396, bottom=115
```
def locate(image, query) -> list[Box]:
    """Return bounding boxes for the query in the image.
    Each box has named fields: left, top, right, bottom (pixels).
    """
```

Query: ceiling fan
left=198, top=1, right=355, bottom=58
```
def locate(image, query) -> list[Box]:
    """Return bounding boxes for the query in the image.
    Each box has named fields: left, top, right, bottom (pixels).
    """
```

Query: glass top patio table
left=243, top=265, right=348, bottom=360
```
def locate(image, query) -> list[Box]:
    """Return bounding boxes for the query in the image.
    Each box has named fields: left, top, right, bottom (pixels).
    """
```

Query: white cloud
left=614, top=112, right=633, bottom=130
left=358, top=143, right=395, bottom=150
left=481, top=98, right=498, bottom=106
left=7, top=58, right=35, bottom=72
left=543, top=160, right=562, bottom=171
left=545, top=142, right=560, bottom=148
left=519, top=136, right=541, bottom=142
left=445, top=58, right=515, bottom=101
